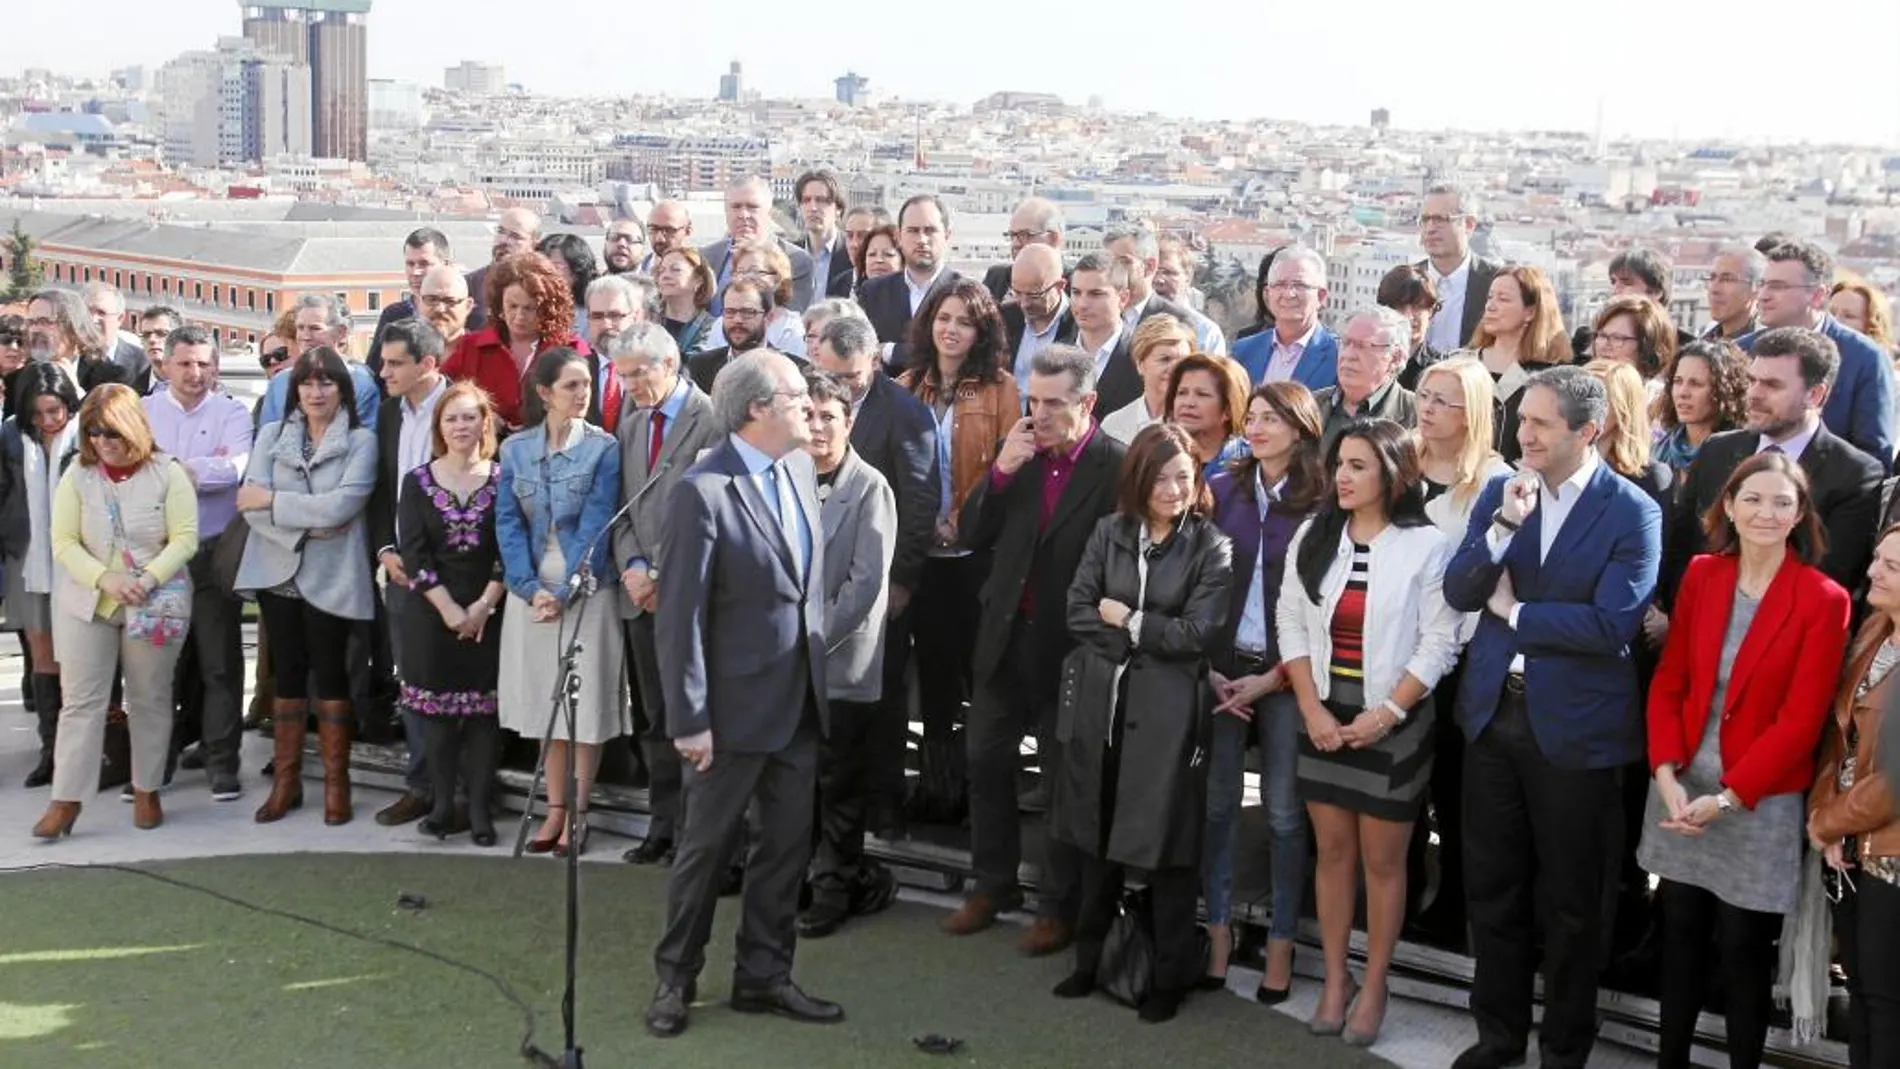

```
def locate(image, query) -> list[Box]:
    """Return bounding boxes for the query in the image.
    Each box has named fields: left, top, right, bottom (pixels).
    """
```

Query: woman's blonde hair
left=75, top=383, right=157, bottom=468
left=430, top=381, right=501, bottom=461
left=1131, top=313, right=1196, bottom=367
left=1583, top=358, right=1652, bottom=476
left=732, top=239, right=795, bottom=308
left=1469, top=265, right=1570, bottom=364
left=1416, top=357, right=1499, bottom=505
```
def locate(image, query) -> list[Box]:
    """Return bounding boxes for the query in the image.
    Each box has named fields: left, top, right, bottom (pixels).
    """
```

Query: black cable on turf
left=0, top=861, right=543, bottom=1063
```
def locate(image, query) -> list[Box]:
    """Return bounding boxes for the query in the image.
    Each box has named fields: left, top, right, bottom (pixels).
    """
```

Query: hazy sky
left=8, top=0, right=1899, bottom=147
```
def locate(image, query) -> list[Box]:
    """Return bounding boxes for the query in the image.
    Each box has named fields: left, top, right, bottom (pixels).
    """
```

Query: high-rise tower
left=240, top=0, right=369, bottom=161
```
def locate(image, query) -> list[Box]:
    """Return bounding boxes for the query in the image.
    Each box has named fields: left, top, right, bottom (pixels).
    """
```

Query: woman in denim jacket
left=497, top=347, right=627, bottom=857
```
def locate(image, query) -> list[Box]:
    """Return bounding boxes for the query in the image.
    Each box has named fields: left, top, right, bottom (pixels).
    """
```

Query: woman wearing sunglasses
left=31, top=385, right=199, bottom=838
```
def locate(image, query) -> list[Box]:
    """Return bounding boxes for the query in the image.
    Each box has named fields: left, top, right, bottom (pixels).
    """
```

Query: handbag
left=211, top=512, right=251, bottom=597
left=105, top=477, right=191, bottom=648
left=1096, top=886, right=1157, bottom=1008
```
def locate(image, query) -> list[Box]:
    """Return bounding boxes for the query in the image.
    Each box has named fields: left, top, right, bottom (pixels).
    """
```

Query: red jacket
left=441, top=327, right=595, bottom=431
left=1647, top=550, right=1849, bottom=808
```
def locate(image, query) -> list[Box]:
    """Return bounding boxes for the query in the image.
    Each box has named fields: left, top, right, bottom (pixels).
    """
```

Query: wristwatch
left=1716, top=791, right=1736, bottom=813
left=646, top=566, right=661, bottom=581
left=1491, top=508, right=1521, bottom=533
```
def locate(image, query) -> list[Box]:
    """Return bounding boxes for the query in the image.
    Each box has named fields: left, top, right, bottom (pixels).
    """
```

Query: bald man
left=465, top=207, right=541, bottom=331
left=983, top=197, right=1066, bottom=303
left=1002, top=244, right=1077, bottom=395
left=642, top=200, right=694, bottom=272
left=699, top=177, right=816, bottom=314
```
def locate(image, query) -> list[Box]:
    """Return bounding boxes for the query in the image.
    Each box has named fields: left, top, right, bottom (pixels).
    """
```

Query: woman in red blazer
left=1638, top=451, right=1850, bottom=1069
left=442, top=252, right=591, bottom=432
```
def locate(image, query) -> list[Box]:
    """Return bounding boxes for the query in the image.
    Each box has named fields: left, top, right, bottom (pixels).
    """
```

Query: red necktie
left=648, top=410, right=666, bottom=470
left=600, top=369, right=622, bottom=434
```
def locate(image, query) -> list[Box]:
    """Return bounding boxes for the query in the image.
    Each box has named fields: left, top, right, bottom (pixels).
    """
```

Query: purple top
left=141, top=388, right=254, bottom=539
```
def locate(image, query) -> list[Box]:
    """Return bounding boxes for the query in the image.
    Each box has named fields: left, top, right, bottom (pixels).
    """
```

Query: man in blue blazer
left=1230, top=246, right=1339, bottom=392
left=1740, top=239, right=1894, bottom=469
left=648, top=350, right=842, bottom=1038
left=1442, top=366, right=1661, bottom=1069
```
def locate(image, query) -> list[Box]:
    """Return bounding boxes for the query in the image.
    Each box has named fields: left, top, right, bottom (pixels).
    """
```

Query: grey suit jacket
left=699, top=235, right=817, bottom=312
left=612, top=381, right=723, bottom=618
left=656, top=438, right=829, bottom=752
left=818, top=450, right=896, bottom=702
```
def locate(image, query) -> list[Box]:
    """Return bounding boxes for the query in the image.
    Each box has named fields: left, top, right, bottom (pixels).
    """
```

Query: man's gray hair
left=819, top=315, right=879, bottom=361
left=165, top=324, right=216, bottom=358
left=295, top=292, right=349, bottom=331
left=1425, top=180, right=1480, bottom=219
left=726, top=175, right=772, bottom=200
left=1016, top=196, right=1064, bottom=235
left=1072, top=251, right=1133, bottom=291
left=1030, top=343, right=1098, bottom=396
left=28, top=289, right=106, bottom=355
left=585, top=272, right=652, bottom=316
left=711, top=350, right=786, bottom=432
left=80, top=280, right=125, bottom=313
left=623, top=274, right=661, bottom=318
left=1103, top=219, right=1159, bottom=261
left=1526, top=364, right=1608, bottom=431
left=805, top=297, right=868, bottom=331
left=605, top=320, right=679, bottom=370
left=1350, top=305, right=1414, bottom=355
left=1270, top=245, right=1327, bottom=281
left=1715, top=244, right=1768, bottom=287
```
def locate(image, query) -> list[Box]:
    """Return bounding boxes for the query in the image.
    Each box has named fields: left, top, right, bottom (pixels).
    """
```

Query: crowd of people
left=4, top=172, right=1900, bottom=1068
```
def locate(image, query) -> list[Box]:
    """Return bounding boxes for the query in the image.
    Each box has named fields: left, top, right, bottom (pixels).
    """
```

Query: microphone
left=565, top=485, right=643, bottom=606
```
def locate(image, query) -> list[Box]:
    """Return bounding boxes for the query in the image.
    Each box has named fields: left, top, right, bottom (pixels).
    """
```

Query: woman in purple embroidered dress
left=398, top=382, right=506, bottom=846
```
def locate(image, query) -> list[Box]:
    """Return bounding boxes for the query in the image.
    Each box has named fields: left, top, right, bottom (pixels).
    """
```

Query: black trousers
left=966, top=618, right=1078, bottom=920
left=1835, top=872, right=1900, bottom=1069
left=1073, top=856, right=1201, bottom=994
left=1463, top=684, right=1621, bottom=1068
left=420, top=715, right=499, bottom=829
left=1654, top=878, right=1781, bottom=1069
left=870, top=604, right=914, bottom=817
left=1409, top=655, right=1468, bottom=934
left=912, top=555, right=983, bottom=740
left=176, top=538, right=245, bottom=776
left=256, top=593, right=353, bottom=702
left=625, top=613, right=683, bottom=841
left=810, top=698, right=880, bottom=907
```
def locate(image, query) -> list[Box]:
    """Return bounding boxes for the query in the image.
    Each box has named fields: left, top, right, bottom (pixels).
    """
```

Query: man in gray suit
left=648, top=349, right=841, bottom=1038
left=701, top=176, right=816, bottom=315
left=610, top=322, right=725, bottom=866
left=797, top=371, right=898, bottom=939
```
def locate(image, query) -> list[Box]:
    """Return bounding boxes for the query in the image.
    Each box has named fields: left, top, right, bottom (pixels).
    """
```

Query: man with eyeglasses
left=1154, top=237, right=1228, bottom=355
left=687, top=279, right=777, bottom=394
left=582, top=275, right=644, bottom=433
left=1103, top=221, right=1196, bottom=334
left=603, top=217, right=648, bottom=277
left=641, top=200, right=695, bottom=273
left=797, top=171, right=856, bottom=300
left=860, top=195, right=963, bottom=366
left=1315, top=308, right=1419, bottom=453
left=465, top=207, right=541, bottom=332
left=841, top=207, right=886, bottom=281
left=136, top=306, right=180, bottom=390
left=700, top=177, right=815, bottom=315
left=1232, top=246, right=1339, bottom=392
left=415, top=265, right=474, bottom=349
left=366, top=228, right=452, bottom=376
left=81, top=281, right=153, bottom=394
left=1739, top=239, right=1894, bottom=467
left=1415, top=182, right=1502, bottom=354
left=1573, top=247, right=1695, bottom=359
left=1004, top=244, right=1077, bottom=398
left=981, top=197, right=1065, bottom=303
left=1701, top=244, right=1764, bottom=341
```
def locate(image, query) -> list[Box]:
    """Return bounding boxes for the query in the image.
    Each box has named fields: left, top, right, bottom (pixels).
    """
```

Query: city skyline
left=3, top=0, right=1898, bottom=148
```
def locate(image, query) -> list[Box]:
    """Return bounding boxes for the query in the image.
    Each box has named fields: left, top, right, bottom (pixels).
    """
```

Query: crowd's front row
left=17, top=313, right=1899, bottom=1068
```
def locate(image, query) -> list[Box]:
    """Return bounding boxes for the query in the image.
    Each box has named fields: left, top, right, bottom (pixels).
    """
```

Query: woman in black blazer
left=1047, top=423, right=1233, bottom=1023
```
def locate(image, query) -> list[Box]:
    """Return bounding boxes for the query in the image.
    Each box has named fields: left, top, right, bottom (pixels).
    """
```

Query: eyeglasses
left=1418, top=213, right=1465, bottom=227
left=1417, top=391, right=1466, bottom=412
left=1708, top=272, right=1751, bottom=288
left=1010, top=281, right=1064, bottom=302
left=724, top=307, right=765, bottom=321
left=604, top=232, right=644, bottom=244
left=647, top=224, right=686, bottom=238
left=418, top=295, right=468, bottom=310
left=1004, top=229, right=1052, bottom=243
left=1595, top=331, right=1640, bottom=347
left=85, top=425, right=123, bottom=441
left=1267, top=281, right=1320, bottom=295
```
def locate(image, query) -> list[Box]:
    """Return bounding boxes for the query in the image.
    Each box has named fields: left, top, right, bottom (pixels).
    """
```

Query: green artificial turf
left=0, top=854, right=1389, bottom=1069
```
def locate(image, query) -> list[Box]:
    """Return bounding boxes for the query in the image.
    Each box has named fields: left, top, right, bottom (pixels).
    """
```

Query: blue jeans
left=1203, top=690, right=1306, bottom=937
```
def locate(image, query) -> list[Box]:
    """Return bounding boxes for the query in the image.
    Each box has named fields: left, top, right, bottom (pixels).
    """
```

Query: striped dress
left=1297, top=541, right=1436, bottom=822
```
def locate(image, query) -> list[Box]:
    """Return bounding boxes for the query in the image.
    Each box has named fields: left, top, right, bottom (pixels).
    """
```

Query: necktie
left=765, top=462, right=805, bottom=582
left=600, top=368, right=622, bottom=434
left=648, top=411, right=667, bottom=470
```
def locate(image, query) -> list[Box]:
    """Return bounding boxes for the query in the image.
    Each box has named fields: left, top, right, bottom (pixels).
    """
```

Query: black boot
left=417, top=717, right=462, bottom=840
left=18, top=633, right=35, bottom=714
left=462, top=717, right=500, bottom=847
left=24, top=673, right=59, bottom=789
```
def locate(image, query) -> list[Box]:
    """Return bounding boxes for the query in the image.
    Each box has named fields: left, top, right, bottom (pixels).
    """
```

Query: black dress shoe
left=848, top=865, right=899, bottom=917
left=1138, top=988, right=1182, bottom=1023
left=797, top=899, right=850, bottom=939
left=22, top=752, right=53, bottom=789
left=624, top=836, right=674, bottom=865
left=1450, top=1042, right=1528, bottom=1069
left=729, top=980, right=843, bottom=1024
left=1051, top=971, right=1095, bottom=999
left=644, top=981, right=696, bottom=1038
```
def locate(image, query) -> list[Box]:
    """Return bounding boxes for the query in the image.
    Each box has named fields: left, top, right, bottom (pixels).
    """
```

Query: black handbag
left=210, top=514, right=250, bottom=598
left=1096, top=887, right=1157, bottom=1008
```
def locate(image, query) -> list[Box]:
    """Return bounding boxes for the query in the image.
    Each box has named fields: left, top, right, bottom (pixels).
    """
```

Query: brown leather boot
left=1018, top=916, right=1074, bottom=957
left=940, top=889, right=1023, bottom=935
left=316, top=700, right=354, bottom=826
left=254, top=699, right=307, bottom=824
left=31, top=800, right=80, bottom=840
left=132, top=790, right=163, bottom=830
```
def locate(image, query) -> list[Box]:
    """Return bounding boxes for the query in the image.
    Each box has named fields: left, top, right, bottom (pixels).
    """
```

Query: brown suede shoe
left=132, top=790, right=163, bottom=830
left=939, top=889, right=1023, bottom=935
left=1017, top=917, right=1073, bottom=957
left=375, top=792, right=431, bottom=827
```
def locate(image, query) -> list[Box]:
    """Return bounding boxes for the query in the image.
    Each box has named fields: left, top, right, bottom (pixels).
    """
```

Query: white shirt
left=1100, top=396, right=1160, bottom=445
left=1263, top=322, right=1318, bottom=382
left=1086, top=325, right=1124, bottom=382
left=906, top=265, right=947, bottom=315
left=1486, top=450, right=1600, bottom=672
left=1757, top=417, right=1821, bottom=461
left=1426, top=254, right=1472, bottom=352
left=396, top=378, right=449, bottom=506
left=1121, top=293, right=1154, bottom=332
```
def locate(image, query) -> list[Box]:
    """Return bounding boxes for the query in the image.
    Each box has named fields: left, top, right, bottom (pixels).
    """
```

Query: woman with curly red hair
left=442, top=253, right=591, bottom=430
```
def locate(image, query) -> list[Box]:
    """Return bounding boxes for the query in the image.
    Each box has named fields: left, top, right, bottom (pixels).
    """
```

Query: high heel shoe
left=1255, top=943, right=1296, bottom=1005
left=526, top=804, right=565, bottom=854
left=553, top=809, right=590, bottom=858
left=1308, top=977, right=1359, bottom=1037
left=1342, top=982, right=1387, bottom=1047
left=32, top=800, right=80, bottom=840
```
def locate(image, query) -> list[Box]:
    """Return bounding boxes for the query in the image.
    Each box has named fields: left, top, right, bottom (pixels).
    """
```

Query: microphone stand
left=518, top=489, right=641, bottom=1069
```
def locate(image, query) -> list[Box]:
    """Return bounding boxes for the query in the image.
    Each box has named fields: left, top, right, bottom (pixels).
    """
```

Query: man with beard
left=687, top=279, right=777, bottom=393
left=415, top=265, right=475, bottom=348
left=581, top=274, right=642, bottom=432
left=982, top=197, right=1065, bottom=304
left=640, top=200, right=694, bottom=273
left=25, top=288, right=111, bottom=394
left=465, top=207, right=540, bottom=331
left=1004, top=244, right=1077, bottom=400
left=701, top=177, right=815, bottom=314
left=603, top=218, right=648, bottom=277
left=366, top=228, right=452, bottom=374
left=796, top=170, right=855, bottom=299
left=858, top=195, right=961, bottom=366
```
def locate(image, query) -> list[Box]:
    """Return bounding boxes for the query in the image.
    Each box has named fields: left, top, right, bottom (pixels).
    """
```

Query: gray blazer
left=817, top=449, right=896, bottom=703
left=612, top=382, right=722, bottom=618
left=656, top=438, right=828, bottom=752
left=233, top=412, right=379, bottom=621
left=699, top=235, right=817, bottom=312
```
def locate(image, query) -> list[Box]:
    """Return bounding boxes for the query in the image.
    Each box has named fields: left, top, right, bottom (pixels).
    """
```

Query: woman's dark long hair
left=520, top=346, right=592, bottom=429
left=1231, top=381, right=1325, bottom=514
left=286, top=346, right=360, bottom=429
left=1233, top=247, right=1284, bottom=341
left=538, top=233, right=600, bottom=312
left=1295, top=417, right=1430, bottom=604
left=13, top=362, right=81, bottom=443
left=1700, top=451, right=1826, bottom=566
left=902, top=279, right=1009, bottom=386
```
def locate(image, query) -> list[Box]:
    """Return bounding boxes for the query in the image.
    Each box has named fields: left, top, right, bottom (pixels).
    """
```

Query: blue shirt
left=730, top=432, right=812, bottom=577
left=1234, top=473, right=1284, bottom=652
left=1013, top=296, right=1070, bottom=409
left=258, top=360, right=381, bottom=429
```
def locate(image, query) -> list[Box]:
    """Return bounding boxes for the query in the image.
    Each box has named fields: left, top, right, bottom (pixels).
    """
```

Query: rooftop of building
left=0, top=208, right=404, bottom=277
left=240, top=0, right=372, bottom=13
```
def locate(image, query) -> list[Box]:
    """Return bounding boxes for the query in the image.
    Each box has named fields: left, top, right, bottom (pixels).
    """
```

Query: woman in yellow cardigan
left=33, top=384, right=198, bottom=838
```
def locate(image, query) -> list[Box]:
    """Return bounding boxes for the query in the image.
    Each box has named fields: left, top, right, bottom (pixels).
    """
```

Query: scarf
left=22, top=423, right=78, bottom=595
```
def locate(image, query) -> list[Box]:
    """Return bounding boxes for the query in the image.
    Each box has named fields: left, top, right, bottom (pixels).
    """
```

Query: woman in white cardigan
left=1275, top=417, right=1461, bottom=1047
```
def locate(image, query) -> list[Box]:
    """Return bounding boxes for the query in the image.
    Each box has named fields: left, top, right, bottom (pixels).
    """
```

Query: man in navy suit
left=1231, top=247, right=1338, bottom=392
left=1443, top=366, right=1662, bottom=1069
left=857, top=195, right=962, bottom=366
left=648, top=350, right=842, bottom=1038
left=1740, top=239, right=1894, bottom=468
left=795, top=171, right=856, bottom=300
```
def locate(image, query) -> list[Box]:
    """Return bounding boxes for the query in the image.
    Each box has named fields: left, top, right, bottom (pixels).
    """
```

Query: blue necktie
left=763, top=462, right=809, bottom=581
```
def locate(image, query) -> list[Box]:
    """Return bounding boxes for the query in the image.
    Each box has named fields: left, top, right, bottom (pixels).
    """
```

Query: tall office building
left=444, top=61, right=506, bottom=95
left=834, top=71, right=870, bottom=107
left=717, top=61, right=743, bottom=102
left=240, top=0, right=369, bottom=161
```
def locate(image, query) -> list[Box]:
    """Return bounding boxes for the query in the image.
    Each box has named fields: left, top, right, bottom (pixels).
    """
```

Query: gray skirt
left=1297, top=673, right=1435, bottom=822
left=2, top=551, right=51, bottom=632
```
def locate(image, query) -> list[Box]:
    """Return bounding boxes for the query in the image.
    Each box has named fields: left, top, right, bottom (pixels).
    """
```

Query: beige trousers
left=50, top=607, right=186, bottom=802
